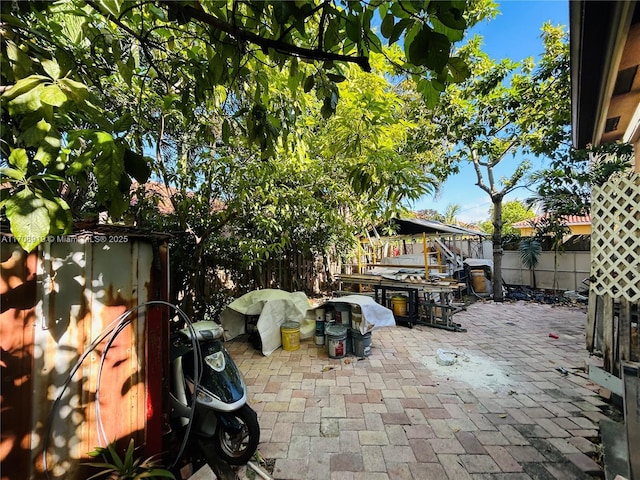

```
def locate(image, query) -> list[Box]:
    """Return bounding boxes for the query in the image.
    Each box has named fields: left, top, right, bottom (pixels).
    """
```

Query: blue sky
left=410, top=0, right=569, bottom=223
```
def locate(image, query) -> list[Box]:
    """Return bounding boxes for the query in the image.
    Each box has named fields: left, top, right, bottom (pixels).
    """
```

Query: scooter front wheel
left=213, top=404, right=260, bottom=465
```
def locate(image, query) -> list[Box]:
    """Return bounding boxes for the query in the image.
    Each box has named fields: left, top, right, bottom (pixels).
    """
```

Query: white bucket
left=326, top=325, right=347, bottom=359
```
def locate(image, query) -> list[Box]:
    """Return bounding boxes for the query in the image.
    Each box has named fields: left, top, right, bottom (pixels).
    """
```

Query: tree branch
left=317, top=1, right=329, bottom=51
left=471, top=149, right=491, bottom=195
left=279, top=2, right=327, bottom=43
left=179, top=3, right=372, bottom=72
left=490, top=138, right=519, bottom=167
left=86, top=0, right=171, bottom=85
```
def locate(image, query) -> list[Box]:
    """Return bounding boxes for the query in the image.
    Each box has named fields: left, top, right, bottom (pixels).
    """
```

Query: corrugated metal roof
left=384, top=218, right=488, bottom=236
left=512, top=214, right=592, bottom=228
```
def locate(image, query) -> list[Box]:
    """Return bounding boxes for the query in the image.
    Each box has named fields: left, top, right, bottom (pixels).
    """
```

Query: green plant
left=84, top=439, right=175, bottom=480
left=519, top=237, right=542, bottom=289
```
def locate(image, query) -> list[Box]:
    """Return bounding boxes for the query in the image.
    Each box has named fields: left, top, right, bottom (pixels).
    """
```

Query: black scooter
left=169, top=321, right=260, bottom=466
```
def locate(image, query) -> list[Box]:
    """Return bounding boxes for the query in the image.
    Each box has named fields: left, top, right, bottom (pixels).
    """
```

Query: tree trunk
left=531, top=267, right=537, bottom=290
left=553, top=249, right=559, bottom=294
left=491, top=195, right=504, bottom=302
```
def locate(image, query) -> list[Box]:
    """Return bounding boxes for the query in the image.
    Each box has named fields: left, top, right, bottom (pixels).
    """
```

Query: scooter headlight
left=196, top=388, right=216, bottom=404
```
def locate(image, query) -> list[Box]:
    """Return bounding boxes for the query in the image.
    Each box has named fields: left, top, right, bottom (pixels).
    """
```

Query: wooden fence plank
left=623, top=363, right=640, bottom=480
left=245, top=251, right=340, bottom=294
left=596, top=292, right=605, bottom=352
left=634, top=304, right=640, bottom=363
left=620, top=299, right=631, bottom=364
left=587, top=289, right=598, bottom=350
left=603, top=294, right=614, bottom=373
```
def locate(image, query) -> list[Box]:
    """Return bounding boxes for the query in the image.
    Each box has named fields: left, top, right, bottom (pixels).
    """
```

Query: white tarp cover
left=369, top=254, right=448, bottom=281
left=325, top=295, right=396, bottom=334
left=220, top=289, right=310, bottom=356
left=463, top=258, right=494, bottom=272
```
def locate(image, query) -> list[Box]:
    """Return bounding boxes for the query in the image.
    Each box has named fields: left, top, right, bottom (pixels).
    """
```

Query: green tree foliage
left=311, top=53, right=439, bottom=226
left=417, top=24, right=569, bottom=300
left=412, top=203, right=460, bottom=224
left=136, top=147, right=359, bottom=316
left=479, top=199, right=535, bottom=236
left=443, top=203, right=460, bottom=224
left=137, top=49, right=450, bottom=316
left=1, top=0, right=496, bottom=251
left=530, top=142, right=634, bottom=218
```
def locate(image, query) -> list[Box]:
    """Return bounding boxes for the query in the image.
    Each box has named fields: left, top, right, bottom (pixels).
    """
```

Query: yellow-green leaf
left=42, top=195, right=72, bottom=235
left=58, top=78, right=90, bottom=102
left=4, top=189, right=51, bottom=252
left=7, top=85, right=43, bottom=115
left=1, top=167, right=26, bottom=181
left=98, top=0, right=121, bottom=17
left=23, top=118, right=52, bottom=147
left=5, top=40, right=33, bottom=77
left=41, top=59, right=61, bottom=80
left=62, top=13, right=85, bottom=44
left=1, top=75, right=47, bottom=100
left=40, top=84, right=67, bottom=106
left=9, top=148, right=29, bottom=172
left=34, top=132, right=61, bottom=166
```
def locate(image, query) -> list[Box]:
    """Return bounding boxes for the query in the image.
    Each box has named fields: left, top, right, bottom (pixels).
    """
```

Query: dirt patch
left=422, top=351, right=514, bottom=391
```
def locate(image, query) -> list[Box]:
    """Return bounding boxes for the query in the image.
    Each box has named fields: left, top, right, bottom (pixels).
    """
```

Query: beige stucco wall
left=515, top=224, right=591, bottom=236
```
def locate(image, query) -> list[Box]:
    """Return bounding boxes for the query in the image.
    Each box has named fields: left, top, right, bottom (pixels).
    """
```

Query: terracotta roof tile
left=130, top=182, right=226, bottom=215
left=512, top=214, right=591, bottom=228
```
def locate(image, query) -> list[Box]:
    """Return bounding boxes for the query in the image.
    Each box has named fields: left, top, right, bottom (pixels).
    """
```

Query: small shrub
left=84, top=438, right=175, bottom=480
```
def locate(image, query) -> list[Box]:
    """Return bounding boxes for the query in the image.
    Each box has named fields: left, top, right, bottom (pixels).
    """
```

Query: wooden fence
left=246, top=251, right=341, bottom=295
left=587, top=294, right=639, bottom=376
left=578, top=172, right=640, bottom=480
left=586, top=173, right=640, bottom=374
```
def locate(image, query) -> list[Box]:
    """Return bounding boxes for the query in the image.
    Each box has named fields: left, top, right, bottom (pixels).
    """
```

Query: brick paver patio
left=226, top=301, right=610, bottom=480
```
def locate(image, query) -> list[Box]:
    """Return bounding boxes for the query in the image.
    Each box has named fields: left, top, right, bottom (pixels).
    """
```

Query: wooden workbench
left=335, top=274, right=467, bottom=331
left=336, top=273, right=459, bottom=288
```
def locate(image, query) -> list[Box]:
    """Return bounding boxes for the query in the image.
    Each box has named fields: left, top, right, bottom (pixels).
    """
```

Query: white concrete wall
left=502, top=251, right=590, bottom=291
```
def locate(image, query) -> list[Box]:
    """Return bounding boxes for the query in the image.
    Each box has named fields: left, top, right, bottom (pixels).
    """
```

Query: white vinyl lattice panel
left=591, top=173, right=640, bottom=302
